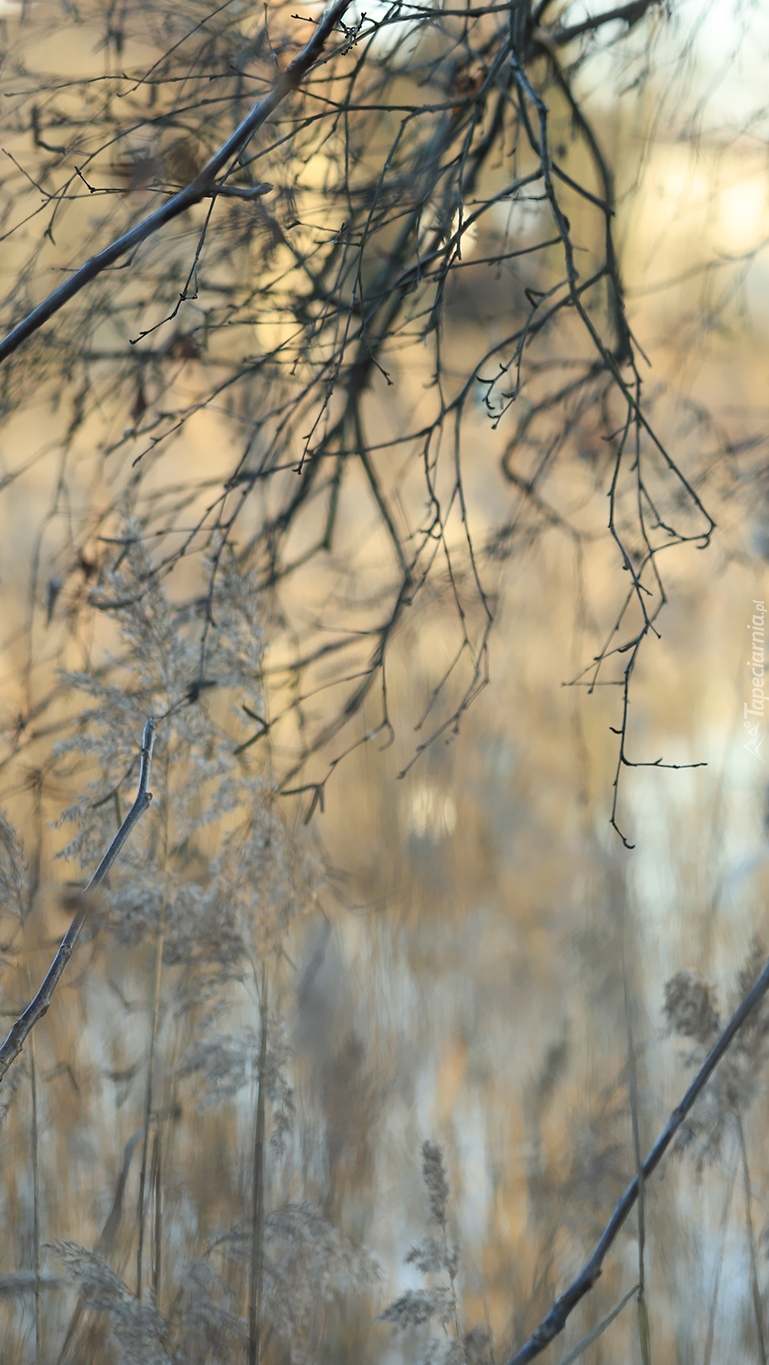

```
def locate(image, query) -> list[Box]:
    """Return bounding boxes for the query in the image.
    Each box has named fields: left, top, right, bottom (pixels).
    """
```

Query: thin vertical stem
left=620, top=890, right=652, bottom=1365
left=30, top=1032, right=42, bottom=1365
left=137, top=895, right=166, bottom=1298
left=151, top=1118, right=163, bottom=1305
left=248, top=966, right=268, bottom=1365
left=26, top=775, right=44, bottom=1365
left=703, top=1161, right=736, bottom=1365
left=738, top=1116, right=767, bottom=1365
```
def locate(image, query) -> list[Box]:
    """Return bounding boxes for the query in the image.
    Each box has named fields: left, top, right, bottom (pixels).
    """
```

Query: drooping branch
left=0, top=719, right=156, bottom=1085
left=0, top=0, right=712, bottom=842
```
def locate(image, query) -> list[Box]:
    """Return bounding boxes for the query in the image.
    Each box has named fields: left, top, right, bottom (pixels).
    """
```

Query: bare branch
left=533, top=0, right=660, bottom=50
left=505, top=950, right=769, bottom=1365
left=0, top=719, right=156, bottom=1086
left=0, top=0, right=352, bottom=364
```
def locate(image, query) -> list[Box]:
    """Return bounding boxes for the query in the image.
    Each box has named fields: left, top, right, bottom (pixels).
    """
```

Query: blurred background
left=1, top=0, right=769, bottom=1361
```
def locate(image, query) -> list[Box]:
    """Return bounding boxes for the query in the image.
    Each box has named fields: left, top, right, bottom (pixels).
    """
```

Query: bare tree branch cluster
left=0, top=0, right=714, bottom=845
left=1, top=3, right=765, bottom=1362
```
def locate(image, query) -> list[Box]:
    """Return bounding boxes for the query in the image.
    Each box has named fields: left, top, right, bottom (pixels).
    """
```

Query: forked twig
left=0, top=719, right=156, bottom=1086
left=506, top=951, right=769, bottom=1365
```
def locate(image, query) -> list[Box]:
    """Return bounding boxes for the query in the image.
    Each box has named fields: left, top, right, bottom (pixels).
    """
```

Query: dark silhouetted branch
left=0, top=719, right=156, bottom=1085
left=506, top=949, right=769, bottom=1364
left=0, top=0, right=352, bottom=364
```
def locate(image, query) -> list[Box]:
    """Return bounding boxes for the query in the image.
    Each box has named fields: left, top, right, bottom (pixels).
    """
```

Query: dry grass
left=2, top=1, right=769, bottom=1361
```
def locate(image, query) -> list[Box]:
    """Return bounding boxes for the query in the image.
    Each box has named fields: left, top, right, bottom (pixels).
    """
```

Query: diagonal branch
left=532, top=0, right=659, bottom=50
left=0, top=0, right=353, bottom=365
left=0, top=719, right=156, bottom=1086
left=506, top=948, right=769, bottom=1365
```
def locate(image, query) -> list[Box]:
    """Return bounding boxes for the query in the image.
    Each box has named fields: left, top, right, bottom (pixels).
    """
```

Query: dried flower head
left=213, top=1202, right=379, bottom=1364
left=379, top=1141, right=465, bottom=1359
left=52, top=1243, right=170, bottom=1364
left=52, top=529, right=315, bottom=999
left=663, top=939, right=769, bottom=1168
left=0, top=810, right=27, bottom=922
left=379, top=1284, right=456, bottom=1332
left=664, top=970, right=721, bottom=1046
left=422, top=1140, right=450, bottom=1226
left=168, top=1259, right=245, bottom=1363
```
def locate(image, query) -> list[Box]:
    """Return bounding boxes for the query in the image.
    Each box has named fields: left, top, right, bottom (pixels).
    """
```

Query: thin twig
left=0, top=719, right=156, bottom=1086
left=534, top=0, right=658, bottom=49
left=505, top=950, right=769, bottom=1365
left=248, top=966, right=268, bottom=1365
left=137, top=888, right=166, bottom=1300
left=152, top=1117, right=163, bottom=1306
